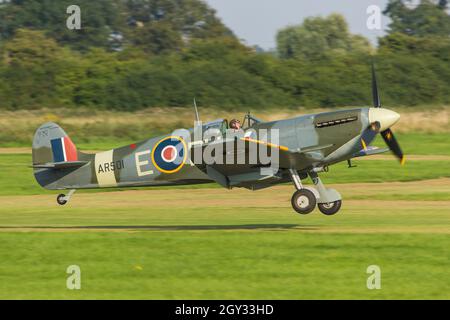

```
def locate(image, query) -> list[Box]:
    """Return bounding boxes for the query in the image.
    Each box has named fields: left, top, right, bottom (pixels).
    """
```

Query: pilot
left=229, top=119, right=242, bottom=130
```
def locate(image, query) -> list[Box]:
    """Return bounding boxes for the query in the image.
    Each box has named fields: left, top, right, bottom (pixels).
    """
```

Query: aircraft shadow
left=0, top=224, right=313, bottom=232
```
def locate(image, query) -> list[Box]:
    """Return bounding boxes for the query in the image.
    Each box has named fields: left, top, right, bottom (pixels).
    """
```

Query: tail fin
left=32, top=122, right=80, bottom=165
left=32, top=123, right=91, bottom=189
left=32, top=123, right=94, bottom=190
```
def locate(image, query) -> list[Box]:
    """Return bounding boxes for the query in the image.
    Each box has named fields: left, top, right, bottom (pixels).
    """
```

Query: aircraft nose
left=368, top=108, right=400, bottom=131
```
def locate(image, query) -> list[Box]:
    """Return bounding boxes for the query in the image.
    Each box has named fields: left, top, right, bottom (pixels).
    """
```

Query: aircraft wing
left=193, top=137, right=333, bottom=188
left=352, top=146, right=389, bottom=158
left=197, top=137, right=334, bottom=168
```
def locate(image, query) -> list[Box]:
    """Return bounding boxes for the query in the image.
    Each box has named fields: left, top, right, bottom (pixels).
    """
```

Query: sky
left=204, top=0, right=392, bottom=50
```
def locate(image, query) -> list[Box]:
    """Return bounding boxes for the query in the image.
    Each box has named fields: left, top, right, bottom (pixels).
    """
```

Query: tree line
left=0, top=0, right=449, bottom=110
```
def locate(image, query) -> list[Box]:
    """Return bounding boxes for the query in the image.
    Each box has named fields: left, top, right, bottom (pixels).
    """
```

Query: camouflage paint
left=32, top=107, right=372, bottom=191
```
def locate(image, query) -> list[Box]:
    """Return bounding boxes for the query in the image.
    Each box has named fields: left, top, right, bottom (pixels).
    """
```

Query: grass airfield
left=0, top=132, right=449, bottom=299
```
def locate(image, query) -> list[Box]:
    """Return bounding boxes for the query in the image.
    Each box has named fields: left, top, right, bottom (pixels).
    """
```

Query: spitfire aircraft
left=32, top=66, right=404, bottom=215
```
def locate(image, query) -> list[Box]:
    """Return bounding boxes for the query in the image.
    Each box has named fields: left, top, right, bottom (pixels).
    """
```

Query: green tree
left=384, top=0, right=450, bottom=37
left=128, top=21, right=184, bottom=54
left=0, top=29, right=75, bottom=109
left=379, top=31, right=450, bottom=60
left=1, top=0, right=450, bottom=110
left=0, top=0, right=235, bottom=53
left=124, top=0, right=235, bottom=53
left=0, top=0, right=122, bottom=51
left=276, top=14, right=371, bottom=60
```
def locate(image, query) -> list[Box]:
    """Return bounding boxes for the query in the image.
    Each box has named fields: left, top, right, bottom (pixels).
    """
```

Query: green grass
left=372, top=133, right=450, bottom=155
left=0, top=232, right=448, bottom=299
left=0, top=130, right=448, bottom=299
left=321, top=159, right=450, bottom=184
left=348, top=192, right=450, bottom=201
left=0, top=203, right=448, bottom=299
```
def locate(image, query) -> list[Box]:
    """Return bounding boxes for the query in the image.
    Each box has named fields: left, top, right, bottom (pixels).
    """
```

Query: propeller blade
left=360, top=122, right=380, bottom=151
left=381, top=128, right=405, bottom=165
left=372, top=62, right=381, bottom=108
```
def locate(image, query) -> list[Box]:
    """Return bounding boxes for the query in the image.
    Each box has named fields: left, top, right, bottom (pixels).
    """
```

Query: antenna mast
left=193, top=98, right=200, bottom=122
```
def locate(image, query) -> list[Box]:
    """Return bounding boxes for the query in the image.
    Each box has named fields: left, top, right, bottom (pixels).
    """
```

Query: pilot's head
left=230, top=119, right=241, bottom=130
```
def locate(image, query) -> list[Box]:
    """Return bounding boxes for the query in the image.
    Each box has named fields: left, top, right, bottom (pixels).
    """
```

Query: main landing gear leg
left=308, top=172, right=342, bottom=215
left=289, top=169, right=316, bottom=214
left=57, top=189, right=76, bottom=206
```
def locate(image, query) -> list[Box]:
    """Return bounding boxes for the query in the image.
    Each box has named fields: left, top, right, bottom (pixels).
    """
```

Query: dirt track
left=0, top=178, right=449, bottom=208
left=0, top=178, right=448, bottom=234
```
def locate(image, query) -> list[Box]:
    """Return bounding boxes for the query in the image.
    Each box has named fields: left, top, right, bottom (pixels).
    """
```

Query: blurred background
left=1, top=0, right=450, bottom=109
left=0, top=0, right=448, bottom=145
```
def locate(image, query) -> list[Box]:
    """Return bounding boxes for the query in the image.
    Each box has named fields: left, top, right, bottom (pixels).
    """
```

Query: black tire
left=57, top=194, right=67, bottom=206
left=318, top=200, right=342, bottom=215
left=291, top=189, right=316, bottom=214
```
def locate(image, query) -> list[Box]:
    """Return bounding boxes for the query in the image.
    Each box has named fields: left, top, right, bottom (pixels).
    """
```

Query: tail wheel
left=57, top=194, right=67, bottom=206
left=291, top=189, right=316, bottom=214
left=318, top=200, right=342, bottom=215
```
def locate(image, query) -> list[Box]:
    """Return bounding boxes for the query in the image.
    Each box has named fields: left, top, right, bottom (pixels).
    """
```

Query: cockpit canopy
left=203, top=119, right=228, bottom=136
left=203, top=114, right=262, bottom=133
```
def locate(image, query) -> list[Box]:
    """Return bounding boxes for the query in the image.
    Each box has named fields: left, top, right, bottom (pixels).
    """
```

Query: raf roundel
left=161, top=145, right=177, bottom=163
left=151, top=136, right=187, bottom=174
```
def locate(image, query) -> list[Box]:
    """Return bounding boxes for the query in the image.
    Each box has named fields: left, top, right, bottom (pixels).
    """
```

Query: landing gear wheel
left=291, top=189, right=316, bottom=214
left=57, top=194, right=67, bottom=206
left=318, top=200, right=342, bottom=215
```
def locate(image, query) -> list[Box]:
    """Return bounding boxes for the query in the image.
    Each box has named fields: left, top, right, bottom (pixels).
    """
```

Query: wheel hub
left=296, top=195, right=310, bottom=208
left=321, top=202, right=334, bottom=209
